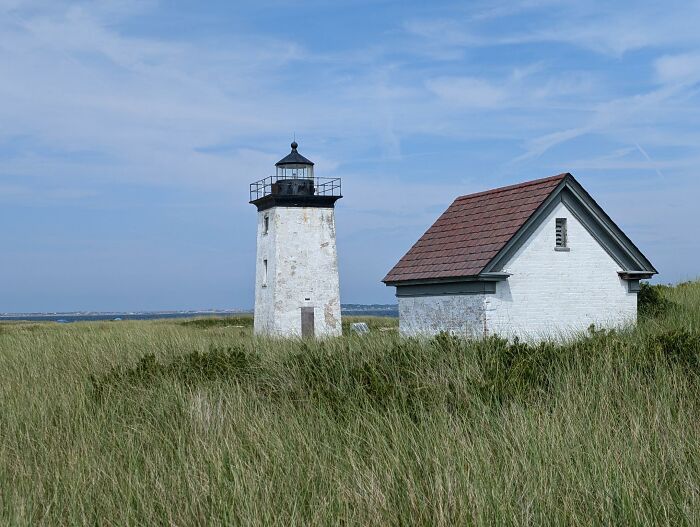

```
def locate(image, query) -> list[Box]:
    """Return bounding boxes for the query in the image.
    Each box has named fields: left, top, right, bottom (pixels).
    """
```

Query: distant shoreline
left=0, top=305, right=399, bottom=322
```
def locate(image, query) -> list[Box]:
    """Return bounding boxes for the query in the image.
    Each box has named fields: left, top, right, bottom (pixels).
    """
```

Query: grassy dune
left=1, top=285, right=699, bottom=525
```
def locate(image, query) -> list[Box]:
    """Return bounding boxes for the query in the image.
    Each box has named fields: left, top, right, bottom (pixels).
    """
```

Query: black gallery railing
left=250, top=175, right=342, bottom=202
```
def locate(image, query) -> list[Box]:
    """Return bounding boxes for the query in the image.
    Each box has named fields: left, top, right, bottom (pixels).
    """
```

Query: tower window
left=555, top=218, right=568, bottom=249
left=263, top=215, right=269, bottom=235
left=262, top=259, right=268, bottom=287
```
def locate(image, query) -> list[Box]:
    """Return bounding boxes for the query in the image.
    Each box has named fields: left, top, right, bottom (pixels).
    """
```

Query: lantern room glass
left=276, top=164, right=314, bottom=179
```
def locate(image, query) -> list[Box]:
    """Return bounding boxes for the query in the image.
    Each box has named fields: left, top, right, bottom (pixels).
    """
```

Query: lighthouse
left=249, top=142, right=343, bottom=337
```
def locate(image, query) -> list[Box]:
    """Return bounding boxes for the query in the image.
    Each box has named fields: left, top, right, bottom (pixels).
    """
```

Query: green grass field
left=1, top=285, right=699, bottom=525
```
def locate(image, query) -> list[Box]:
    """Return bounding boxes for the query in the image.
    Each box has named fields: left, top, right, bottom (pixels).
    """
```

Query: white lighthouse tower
left=250, top=142, right=343, bottom=338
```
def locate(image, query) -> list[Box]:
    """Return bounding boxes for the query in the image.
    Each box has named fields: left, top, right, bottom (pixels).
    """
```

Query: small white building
left=250, top=142, right=342, bottom=338
left=383, top=174, right=657, bottom=341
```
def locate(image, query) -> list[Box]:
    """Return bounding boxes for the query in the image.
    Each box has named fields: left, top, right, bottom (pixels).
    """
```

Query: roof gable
left=383, top=173, right=656, bottom=285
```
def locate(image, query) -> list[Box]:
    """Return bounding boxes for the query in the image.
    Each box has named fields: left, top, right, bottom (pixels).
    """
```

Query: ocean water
left=0, top=306, right=398, bottom=323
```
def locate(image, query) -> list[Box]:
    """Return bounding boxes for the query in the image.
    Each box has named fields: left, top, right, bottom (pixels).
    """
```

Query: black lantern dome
left=275, top=141, right=314, bottom=179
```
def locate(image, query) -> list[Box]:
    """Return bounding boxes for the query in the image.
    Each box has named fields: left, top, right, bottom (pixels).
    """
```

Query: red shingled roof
left=383, top=174, right=568, bottom=283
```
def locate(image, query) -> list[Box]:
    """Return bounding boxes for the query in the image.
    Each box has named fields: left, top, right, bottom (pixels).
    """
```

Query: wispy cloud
left=426, top=77, right=508, bottom=108
left=405, top=1, right=700, bottom=57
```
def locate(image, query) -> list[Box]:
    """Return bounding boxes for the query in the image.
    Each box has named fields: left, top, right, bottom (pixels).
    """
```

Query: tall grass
left=1, top=284, right=699, bottom=525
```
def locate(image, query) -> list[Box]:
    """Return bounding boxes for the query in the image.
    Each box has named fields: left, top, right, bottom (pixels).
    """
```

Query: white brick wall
left=486, top=201, right=637, bottom=341
left=398, top=294, right=486, bottom=337
left=254, top=206, right=342, bottom=337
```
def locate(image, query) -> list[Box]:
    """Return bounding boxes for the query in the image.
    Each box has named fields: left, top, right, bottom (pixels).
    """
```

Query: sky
left=1, top=0, right=699, bottom=312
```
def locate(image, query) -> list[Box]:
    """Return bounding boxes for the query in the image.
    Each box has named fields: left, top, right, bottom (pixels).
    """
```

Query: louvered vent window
left=555, top=218, right=567, bottom=249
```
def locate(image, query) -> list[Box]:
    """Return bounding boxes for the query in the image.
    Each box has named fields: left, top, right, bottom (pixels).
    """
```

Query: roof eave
left=618, top=271, right=655, bottom=280
left=382, top=272, right=510, bottom=287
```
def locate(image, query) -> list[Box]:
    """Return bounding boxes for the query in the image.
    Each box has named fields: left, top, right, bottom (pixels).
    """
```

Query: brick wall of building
left=486, top=201, right=636, bottom=340
left=398, top=294, right=486, bottom=337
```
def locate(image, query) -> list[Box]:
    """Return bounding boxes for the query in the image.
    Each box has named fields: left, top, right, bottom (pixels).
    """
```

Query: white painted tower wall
left=254, top=206, right=342, bottom=337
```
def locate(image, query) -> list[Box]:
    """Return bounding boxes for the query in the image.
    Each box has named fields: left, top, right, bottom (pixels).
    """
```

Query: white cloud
left=655, top=52, right=700, bottom=86
left=426, top=76, right=507, bottom=108
left=0, top=2, right=324, bottom=191
left=0, top=183, right=98, bottom=203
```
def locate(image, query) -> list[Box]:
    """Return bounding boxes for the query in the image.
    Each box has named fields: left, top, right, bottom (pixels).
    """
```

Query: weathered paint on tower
left=250, top=143, right=342, bottom=338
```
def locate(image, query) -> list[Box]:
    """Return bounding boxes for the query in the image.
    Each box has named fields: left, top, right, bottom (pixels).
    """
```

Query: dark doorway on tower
left=301, top=307, right=315, bottom=338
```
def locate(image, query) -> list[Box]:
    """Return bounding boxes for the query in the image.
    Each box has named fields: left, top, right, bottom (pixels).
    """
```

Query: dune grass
left=1, top=284, right=699, bottom=525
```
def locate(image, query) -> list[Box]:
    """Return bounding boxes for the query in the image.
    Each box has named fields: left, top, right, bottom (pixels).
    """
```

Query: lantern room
left=275, top=141, right=314, bottom=179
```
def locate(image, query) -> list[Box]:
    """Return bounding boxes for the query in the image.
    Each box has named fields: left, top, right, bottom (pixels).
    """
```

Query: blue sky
left=1, top=0, right=699, bottom=312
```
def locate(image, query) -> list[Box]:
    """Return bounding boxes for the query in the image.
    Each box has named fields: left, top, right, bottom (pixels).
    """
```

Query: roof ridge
left=454, top=173, right=568, bottom=202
